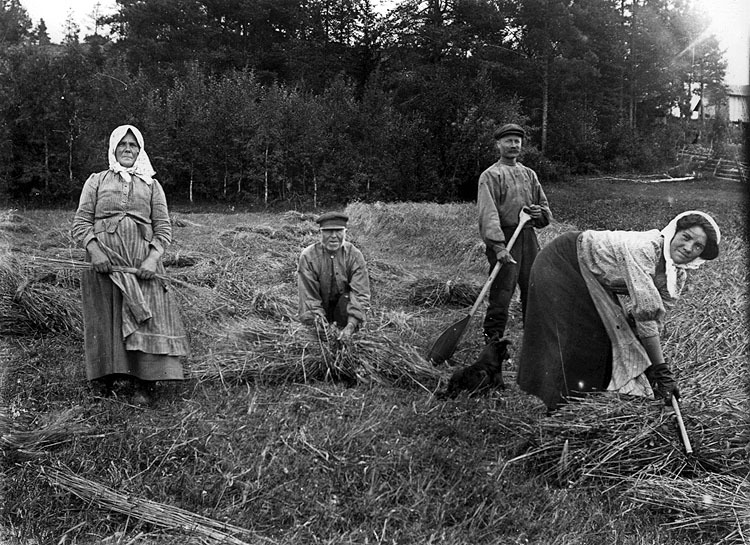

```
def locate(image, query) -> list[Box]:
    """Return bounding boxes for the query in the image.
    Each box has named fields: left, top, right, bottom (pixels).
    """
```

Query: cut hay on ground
left=366, top=258, right=416, bottom=285
left=166, top=253, right=298, bottom=322
left=193, top=315, right=443, bottom=390
left=217, top=221, right=318, bottom=257
left=403, top=277, right=481, bottom=308
left=162, top=250, right=208, bottom=268
left=503, top=393, right=749, bottom=543
left=626, top=473, right=750, bottom=540
left=189, top=255, right=298, bottom=318
left=0, top=210, right=34, bottom=233
left=508, top=394, right=747, bottom=488
left=0, top=254, right=83, bottom=336
left=44, top=465, right=264, bottom=545
left=1, top=407, right=88, bottom=458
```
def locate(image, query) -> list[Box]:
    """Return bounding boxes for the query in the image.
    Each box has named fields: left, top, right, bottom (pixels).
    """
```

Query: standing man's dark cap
left=494, top=123, right=526, bottom=140
left=316, top=211, right=348, bottom=229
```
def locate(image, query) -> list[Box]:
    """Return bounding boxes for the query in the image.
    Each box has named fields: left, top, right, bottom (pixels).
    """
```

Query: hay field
left=0, top=177, right=747, bottom=545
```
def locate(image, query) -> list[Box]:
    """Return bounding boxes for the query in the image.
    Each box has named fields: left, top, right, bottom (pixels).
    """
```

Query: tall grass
left=347, top=201, right=576, bottom=279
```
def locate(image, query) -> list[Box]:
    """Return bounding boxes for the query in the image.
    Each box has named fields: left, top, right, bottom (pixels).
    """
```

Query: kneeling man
left=297, top=212, right=371, bottom=341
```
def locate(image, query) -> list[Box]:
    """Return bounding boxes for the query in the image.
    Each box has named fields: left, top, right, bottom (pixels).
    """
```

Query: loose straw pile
left=626, top=473, right=750, bottom=541
left=404, top=277, right=480, bottom=308
left=507, top=394, right=747, bottom=488
left=0, top=255, right=83, bottom=336
left=1, top=407, right=88, bottom=458
left=44, top=465, right=263, bottom=545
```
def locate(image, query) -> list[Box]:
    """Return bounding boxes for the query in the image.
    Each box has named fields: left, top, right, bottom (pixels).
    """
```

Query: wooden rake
left=427, top=207, right=532, bottom=364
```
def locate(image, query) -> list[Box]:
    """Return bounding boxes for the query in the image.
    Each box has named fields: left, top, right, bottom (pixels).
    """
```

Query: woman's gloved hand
left=645, top=362, right=680, bottom=404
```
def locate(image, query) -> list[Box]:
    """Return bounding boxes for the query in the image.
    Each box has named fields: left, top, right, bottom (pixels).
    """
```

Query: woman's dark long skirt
left=516, top=231, right=612, bottom=410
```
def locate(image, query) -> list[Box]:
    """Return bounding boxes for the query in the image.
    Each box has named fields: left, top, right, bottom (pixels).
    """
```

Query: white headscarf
left=660, top=210, right=721, bottom=296
left=108, top=125, right=155, bottom=185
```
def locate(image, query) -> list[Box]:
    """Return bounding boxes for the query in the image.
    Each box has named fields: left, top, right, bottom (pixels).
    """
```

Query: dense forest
left=0, top=0, right=728, bottom=205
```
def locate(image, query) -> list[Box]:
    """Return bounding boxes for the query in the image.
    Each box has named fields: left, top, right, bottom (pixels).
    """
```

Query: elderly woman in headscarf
left=517, top=211, right=720, bottom=411
left=72, top=125, right=189, bottom=405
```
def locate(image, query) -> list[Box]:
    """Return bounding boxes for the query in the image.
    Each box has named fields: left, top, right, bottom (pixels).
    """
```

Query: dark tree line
left=0, top=0, right=727, bottom=206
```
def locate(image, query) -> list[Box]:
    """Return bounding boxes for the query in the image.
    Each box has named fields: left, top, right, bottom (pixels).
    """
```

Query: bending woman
left=517, top=211, right=720, bottom=411
left=72, top=125, right=189, bottom=404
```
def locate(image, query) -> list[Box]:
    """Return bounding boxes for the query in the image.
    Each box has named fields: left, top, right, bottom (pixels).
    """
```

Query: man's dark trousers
left=483, top=225, right=540, bottom=339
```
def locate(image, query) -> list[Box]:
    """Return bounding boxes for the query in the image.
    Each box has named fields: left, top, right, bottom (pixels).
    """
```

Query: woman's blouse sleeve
left=581, top=230, right=671, bottom=338
left=620, top=238, right=667, bottom=336
left=149, top=180, right=171, bottom=255
left=71, top=173, right=101, bottom=249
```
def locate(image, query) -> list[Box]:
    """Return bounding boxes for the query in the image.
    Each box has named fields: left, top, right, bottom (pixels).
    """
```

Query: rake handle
left=671, top=396, right=693, bottom=454
left=468, top=209, right=532, bottom=318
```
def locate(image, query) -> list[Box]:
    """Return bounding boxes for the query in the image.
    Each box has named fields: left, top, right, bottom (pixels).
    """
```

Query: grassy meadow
left=0, top=176, right=748, bottom=545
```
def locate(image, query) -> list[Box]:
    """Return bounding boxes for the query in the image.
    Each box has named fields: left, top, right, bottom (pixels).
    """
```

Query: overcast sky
left=19, top=0, right=750, bottom=85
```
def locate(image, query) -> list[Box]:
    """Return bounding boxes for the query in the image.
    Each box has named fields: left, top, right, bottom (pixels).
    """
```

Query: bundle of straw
left=44, top=465, right=262, bottom=545
left=13, top=281, right=83, bottom=336
left=0, top=256, right=82, bottom=336
left=0, top=210, right=33, bottom=233
left=626, top=473, right=750, bottom=542
left=29, top=254, right=239, bottom=320
left=29, top=256, right=183, bottom=287
left=0, top=275, right=30, bottom=335
left=341, top=334, right=442, bottom=389
left=192, top=315, right=442, bottom=390
left=1, top=408, right=88, bottom=458
left=193, top=318, right=352, bottom=385
left=280, top=210, right=316, bottom=224
left=508, top=394, right=746, bottom=487
left=218, top=224, right=316, bottom=256
left=208, top=256, right=298, bottom=318
left=246, top=286, right=296, bottom=321
left=404, top=278, right=480, bottom=308
left=366, top=259, right=417, bottom=306
left=367, top=258, right=416, bottom=285
left=162, top=251, right=206, bottom=268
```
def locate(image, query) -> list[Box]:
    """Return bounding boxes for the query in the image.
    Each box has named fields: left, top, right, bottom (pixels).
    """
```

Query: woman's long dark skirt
left=516, top=231, right=612, bottom=410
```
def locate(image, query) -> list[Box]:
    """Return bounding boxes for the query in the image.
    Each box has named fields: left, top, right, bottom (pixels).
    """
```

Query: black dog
left=444, top=338, right=511, bottom=398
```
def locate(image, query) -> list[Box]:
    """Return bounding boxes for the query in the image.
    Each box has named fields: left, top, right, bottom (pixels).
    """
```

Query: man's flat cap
left=316, top=211, right=348, bottom=229
left=494, top=123, right=526, bottom=140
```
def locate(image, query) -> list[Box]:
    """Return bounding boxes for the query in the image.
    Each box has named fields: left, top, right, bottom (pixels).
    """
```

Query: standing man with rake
left=477, top=123, right=552, bottom=351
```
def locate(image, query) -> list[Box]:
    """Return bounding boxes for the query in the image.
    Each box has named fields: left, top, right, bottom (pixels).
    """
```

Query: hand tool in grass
left=671, top=396, right=693, bottom=454
left=427, top=207, right=532, bottom=365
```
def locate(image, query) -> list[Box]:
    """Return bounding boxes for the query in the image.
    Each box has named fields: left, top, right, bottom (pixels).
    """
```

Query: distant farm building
left=682, top=86, right=749, bottom=124
left=726, top=85, right=750, bottom=123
